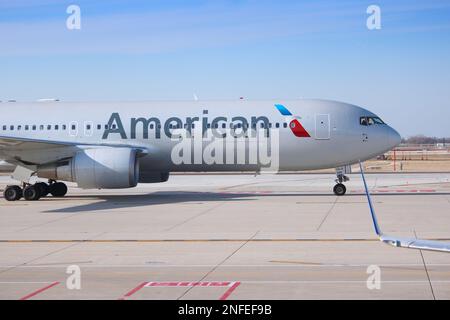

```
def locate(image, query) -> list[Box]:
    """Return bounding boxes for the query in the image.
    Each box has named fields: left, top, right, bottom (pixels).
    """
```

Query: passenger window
left=40, top=125, right=44, bottom=130
left=47, top=125, right=52, bottom=130
left=283, top=123, right=287, bottom=128
left=62, top=125, right=67, bottom=130
left=32, top=125, right=36, bottom=130
left=25, top=125, right=29, bottom=130
left=55, top=125, right=59, bottom=130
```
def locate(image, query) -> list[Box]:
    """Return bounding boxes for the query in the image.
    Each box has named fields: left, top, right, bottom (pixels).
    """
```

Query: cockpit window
left=360, top=116, right=385, bottom=126
left=372, top=117, right=385, bottom=124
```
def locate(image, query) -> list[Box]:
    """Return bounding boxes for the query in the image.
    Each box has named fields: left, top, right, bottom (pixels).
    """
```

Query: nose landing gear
left=3, top=181, right=68, bottom=201
left=333, top=166, right=351, bottom=196
left=333, top=183, right=347, bottom=196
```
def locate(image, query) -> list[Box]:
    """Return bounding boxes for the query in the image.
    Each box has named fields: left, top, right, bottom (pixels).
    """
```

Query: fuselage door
left=315, top=114, right=330, bottom=140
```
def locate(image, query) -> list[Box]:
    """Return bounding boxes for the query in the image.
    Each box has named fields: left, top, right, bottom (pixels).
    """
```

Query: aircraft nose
left=387, top=126, right=401, bottom=149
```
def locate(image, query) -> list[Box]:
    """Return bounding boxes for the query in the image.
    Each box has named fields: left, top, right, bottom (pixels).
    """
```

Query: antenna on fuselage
left=37, top=98, right=60, bottom=102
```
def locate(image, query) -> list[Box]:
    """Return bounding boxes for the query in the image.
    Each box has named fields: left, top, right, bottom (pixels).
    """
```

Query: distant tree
left=403, top=135, right=450, bottom=145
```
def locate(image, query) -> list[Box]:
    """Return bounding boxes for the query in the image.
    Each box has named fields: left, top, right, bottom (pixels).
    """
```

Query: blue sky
left=1, top=0, right=450, bottom=137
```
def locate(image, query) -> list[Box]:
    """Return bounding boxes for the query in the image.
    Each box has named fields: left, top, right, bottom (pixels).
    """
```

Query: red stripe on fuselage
left=289, top=119, right=310, bottom=138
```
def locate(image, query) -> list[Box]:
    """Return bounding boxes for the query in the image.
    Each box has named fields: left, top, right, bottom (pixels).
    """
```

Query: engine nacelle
left=139, top=171, right=170, bottom=183
left=37, top=148, right=139, bottom=189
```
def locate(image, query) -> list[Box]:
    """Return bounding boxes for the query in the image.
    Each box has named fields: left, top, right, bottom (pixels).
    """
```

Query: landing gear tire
left=23, top=185, right=41, bottom=201
left=50, top=182, right=68, bottom=197
left=333, top=183, right=347, bottom=196
left=4, top=186, right=23, bottom=201
left=35, top=182, right=50, bottom=197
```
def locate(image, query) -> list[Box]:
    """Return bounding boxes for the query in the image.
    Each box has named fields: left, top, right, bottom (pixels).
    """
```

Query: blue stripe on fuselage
left=275, top=104, right=292, bottom=116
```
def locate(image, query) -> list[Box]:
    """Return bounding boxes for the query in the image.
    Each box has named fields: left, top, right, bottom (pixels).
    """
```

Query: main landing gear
left=333, top=168, right=350, bottom=196
left=3, top=181, right=67, bottom=201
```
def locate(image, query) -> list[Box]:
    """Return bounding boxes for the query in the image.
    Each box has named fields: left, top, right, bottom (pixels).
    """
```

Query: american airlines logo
left=102, top=111, right=272, bottom=140
left=100, top=106, right=313, bottom=171
left=102, top=105, right=310, bottom=140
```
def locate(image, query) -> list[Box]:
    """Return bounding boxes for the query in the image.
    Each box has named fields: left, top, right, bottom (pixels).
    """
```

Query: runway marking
left=140, top=281, right=241, bottom=300
left=3, top=263, right=450, bottom=268
left=269, top=260, right=323, bottom=265
left=220, top=282, right=241, bottom=300
left=19, top=281, right=59, bottom=300
left=119, top=282, right=148, bottom=300
left=2, top=238, right=450, bottom=243
left=0, top=281, right=55, bottom=284
left=218, top=189, right=441, bottom=195
left=364, top=189, right=437, bottom=193
left=215, top=280, right=450, bottom=284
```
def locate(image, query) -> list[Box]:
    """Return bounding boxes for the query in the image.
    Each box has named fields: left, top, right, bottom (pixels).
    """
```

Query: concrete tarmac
left=0, top=173, right=450, bottom=300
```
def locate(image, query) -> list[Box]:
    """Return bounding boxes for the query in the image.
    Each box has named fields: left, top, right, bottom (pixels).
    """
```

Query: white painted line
left=1, top=263, right=450, bottom=268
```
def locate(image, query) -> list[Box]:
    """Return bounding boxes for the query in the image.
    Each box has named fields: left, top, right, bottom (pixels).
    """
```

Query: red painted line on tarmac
left=141, top=281, right=240, bottom=300
left=146, top=281, right=232, bottom=287
left=19, top=281, right=59, bottom=300
left=219, top=282, right=241, bottom=300
left=354, top=189, right=437, bottom=193
left=120, top=282, right=148, bottom=300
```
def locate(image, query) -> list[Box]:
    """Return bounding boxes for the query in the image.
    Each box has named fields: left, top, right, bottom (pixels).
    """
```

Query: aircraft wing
left=380, top=235, right=450, bottom=253
left=359, top=161, right=450, bottom=253
left=0, top=135, right=76, bottom=150
left=0, top=135, right=148, bottom=165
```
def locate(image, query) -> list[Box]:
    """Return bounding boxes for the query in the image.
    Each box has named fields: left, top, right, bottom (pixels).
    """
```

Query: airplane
left=359, top=161, right=450, bottom=253
left=0, top=99, right=401, bottom=201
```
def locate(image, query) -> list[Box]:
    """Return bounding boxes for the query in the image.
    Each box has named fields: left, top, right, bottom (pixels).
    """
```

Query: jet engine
left=37, top=147, right=139, bottom=189
left=139, top=171, right=170, bottom=183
